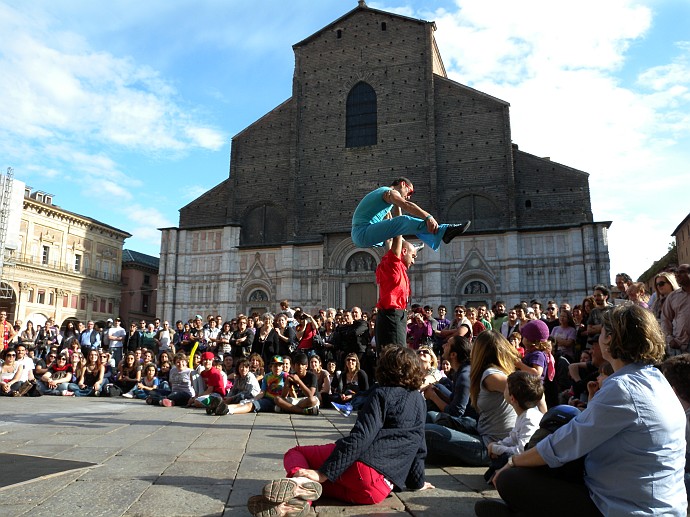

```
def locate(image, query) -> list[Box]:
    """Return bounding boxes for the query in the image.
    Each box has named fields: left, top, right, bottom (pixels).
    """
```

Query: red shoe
left=161, top=398, right=173, bottom=407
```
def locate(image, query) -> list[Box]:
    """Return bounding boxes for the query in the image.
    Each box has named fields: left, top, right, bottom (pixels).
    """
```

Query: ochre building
left=2, top=184, right=130, bottom=330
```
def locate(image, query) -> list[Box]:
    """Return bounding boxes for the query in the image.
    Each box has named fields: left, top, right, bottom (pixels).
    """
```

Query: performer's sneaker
left=331, top=401, right=353, bottom=417
left=247, top=495, right=310, bottom=517
left=442, top=220, right=471, bottom=243
left=263, top=477, right=323, bottom=502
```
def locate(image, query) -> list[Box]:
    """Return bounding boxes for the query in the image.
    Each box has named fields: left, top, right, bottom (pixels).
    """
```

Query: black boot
left=442, top=220, right=471, bottom=243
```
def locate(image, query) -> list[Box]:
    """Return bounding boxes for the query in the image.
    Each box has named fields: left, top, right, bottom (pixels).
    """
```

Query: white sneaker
left=122, top=392, right=134, bottom=399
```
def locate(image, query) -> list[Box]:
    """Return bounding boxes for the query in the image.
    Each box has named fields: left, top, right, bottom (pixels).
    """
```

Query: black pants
left=495, top=466, right=602, bottom=516
left=375, top=309, right=407, bottom=351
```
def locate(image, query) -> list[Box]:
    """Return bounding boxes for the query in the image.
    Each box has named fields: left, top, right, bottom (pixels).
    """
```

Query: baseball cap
left=270, top=355, right=284, bottom=365
left=201, top=352, right=215, bottom=361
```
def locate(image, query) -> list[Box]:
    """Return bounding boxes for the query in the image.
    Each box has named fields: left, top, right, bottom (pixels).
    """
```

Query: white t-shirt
left=158, top=329, right=172, bottom=351
left=17, top=357, right=34, bottom=382
left=108, top=327, right=126, bottom=348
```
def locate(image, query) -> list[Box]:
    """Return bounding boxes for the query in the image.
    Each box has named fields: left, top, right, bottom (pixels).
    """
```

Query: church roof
left=292, top=1, right=435, bottom=48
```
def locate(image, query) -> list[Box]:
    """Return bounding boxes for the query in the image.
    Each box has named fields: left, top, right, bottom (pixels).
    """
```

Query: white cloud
left=426, top=0, right=689, bottom=279
left=0, top=3, right=226, bottom=155
left=181, top=184, right=213, bottom=202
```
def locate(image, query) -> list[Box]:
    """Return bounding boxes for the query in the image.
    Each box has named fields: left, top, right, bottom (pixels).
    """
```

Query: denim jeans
left=425, top=423, right=489, bottom=467
left=66, top=383, right=94, bottom=397
left=351, top=216, right=450, bottom=251
left=36, top=380, right=69, bottom=396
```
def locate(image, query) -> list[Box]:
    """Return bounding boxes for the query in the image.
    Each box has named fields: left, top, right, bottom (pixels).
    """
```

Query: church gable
left=179, top=179, right=230, bottom=229
left=227, top=99, right=295, bottom=226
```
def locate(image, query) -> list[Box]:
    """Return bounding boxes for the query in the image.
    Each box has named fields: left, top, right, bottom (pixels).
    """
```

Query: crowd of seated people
left=1, top=268, right=689, bottom=513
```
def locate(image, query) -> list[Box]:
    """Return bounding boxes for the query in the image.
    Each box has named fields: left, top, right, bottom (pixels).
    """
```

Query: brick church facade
left=158, top=2, right=610, bottom=320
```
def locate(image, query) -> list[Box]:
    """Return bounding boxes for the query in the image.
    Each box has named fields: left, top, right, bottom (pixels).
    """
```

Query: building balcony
left=15, top=253, right=121, bottom=283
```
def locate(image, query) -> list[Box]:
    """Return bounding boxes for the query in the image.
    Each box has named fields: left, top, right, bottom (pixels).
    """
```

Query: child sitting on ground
left=210, top=357, right=260, bottom=415
left=190, top=352, right=227, bottom=410
left=216, top=355, right=288, bottom=416
left=147, top=352, right=195, bottom=407
left=126, top=363, right=159, bottom=399
left=484, top=371, right=544, bottom=483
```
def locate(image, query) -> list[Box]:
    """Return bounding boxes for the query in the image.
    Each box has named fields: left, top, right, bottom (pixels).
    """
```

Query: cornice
left=23, top=199, right=131, bottom=239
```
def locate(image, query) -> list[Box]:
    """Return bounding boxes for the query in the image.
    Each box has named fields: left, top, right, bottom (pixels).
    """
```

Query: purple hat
left=521, top=319, right=550, bottom=343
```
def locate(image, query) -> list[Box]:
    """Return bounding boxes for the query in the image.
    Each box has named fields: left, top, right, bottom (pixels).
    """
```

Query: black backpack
left=526, top=404, right=585, bottom=482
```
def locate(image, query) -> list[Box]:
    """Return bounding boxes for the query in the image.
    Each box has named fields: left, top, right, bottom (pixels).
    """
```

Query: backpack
left=526, top=404, right=585, bottom=482
left=105, top=384, right=123, bottom=397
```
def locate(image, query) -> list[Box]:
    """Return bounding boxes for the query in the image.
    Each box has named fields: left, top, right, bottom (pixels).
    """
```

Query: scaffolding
left=0, top=167, right=16, bottom=299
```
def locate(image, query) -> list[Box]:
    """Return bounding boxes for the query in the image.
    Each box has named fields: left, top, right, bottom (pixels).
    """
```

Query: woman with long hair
left=426, top=331, right=518, bottom=466
left=65, top=349, right=104, bottom=396
left=247, top=346, right=433, bottom=516
left=217, top=321, right=234, bottom=359
left=652, top=271, right=679, bottom=331
left=69, top=351, right=85, bottom=383
left=550, top=310, right=577, bottom=361
left=1, top=348, right=24, bottom=396
left=417, top=345, right=444, bottom=389
left=330, top=352, right=369, bottom=415
left=115, top=351, right=141, bottom=394
left=247, top=353, right=265, bottom=384
left=295, top=313, right=318, bottom=353
left=580, top=296, right=595, bottom=327
left=20, top=320, right=37, bottom=345
left=480, top=304, right=687, bottom=516
left=60, top=320, right=78, bottom=351
left=571, top=304, right=588, bottom=351
left=309, top=354, right=331, bottom=405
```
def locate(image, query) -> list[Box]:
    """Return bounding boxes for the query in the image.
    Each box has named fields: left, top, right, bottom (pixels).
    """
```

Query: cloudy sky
left=1, top=0, right=688, bottom=282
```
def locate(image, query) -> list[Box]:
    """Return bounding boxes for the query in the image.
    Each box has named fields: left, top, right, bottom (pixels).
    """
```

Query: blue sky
left=1, top=0, right=688, bottom=283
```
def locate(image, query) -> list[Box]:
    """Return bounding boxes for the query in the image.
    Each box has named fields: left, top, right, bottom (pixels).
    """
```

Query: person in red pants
left=247, top=346, right=434, bottom=516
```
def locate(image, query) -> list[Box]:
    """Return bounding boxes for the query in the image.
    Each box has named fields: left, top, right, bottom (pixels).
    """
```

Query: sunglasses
left=417, top=350, right=430, bottom=355
left=656, top=281, right=668, bottom=287
left=57, top=357, right=67, bottom=361
left=5, top=353, right=16, bottom=357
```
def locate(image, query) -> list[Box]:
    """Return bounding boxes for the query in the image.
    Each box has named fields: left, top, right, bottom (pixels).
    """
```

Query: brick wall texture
left=179, top=5, right=594, bottom=241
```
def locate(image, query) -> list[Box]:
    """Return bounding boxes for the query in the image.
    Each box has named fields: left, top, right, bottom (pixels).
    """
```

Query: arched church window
left=448, top=194, right=503, bottom=231
left=346, top=82, right=377, bottom=148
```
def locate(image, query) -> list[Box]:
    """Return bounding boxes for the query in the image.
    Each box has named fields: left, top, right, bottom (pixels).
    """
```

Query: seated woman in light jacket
left=478, top=304, right=687, bottom=517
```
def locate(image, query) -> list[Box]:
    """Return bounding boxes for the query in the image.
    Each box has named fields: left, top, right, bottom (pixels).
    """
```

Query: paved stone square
left=0, top=397, right=497, bottom=516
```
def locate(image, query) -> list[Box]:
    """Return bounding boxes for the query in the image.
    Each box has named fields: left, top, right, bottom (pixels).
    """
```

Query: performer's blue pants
left=351, top=215, right=449, bottom=251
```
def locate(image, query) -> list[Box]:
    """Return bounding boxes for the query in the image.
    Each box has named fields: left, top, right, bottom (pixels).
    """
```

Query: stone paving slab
left=0, top=396, right=494, bottom=517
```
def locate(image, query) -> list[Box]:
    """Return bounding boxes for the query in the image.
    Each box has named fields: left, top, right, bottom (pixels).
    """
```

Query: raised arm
left=385, top=188, right=438, bottom=234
